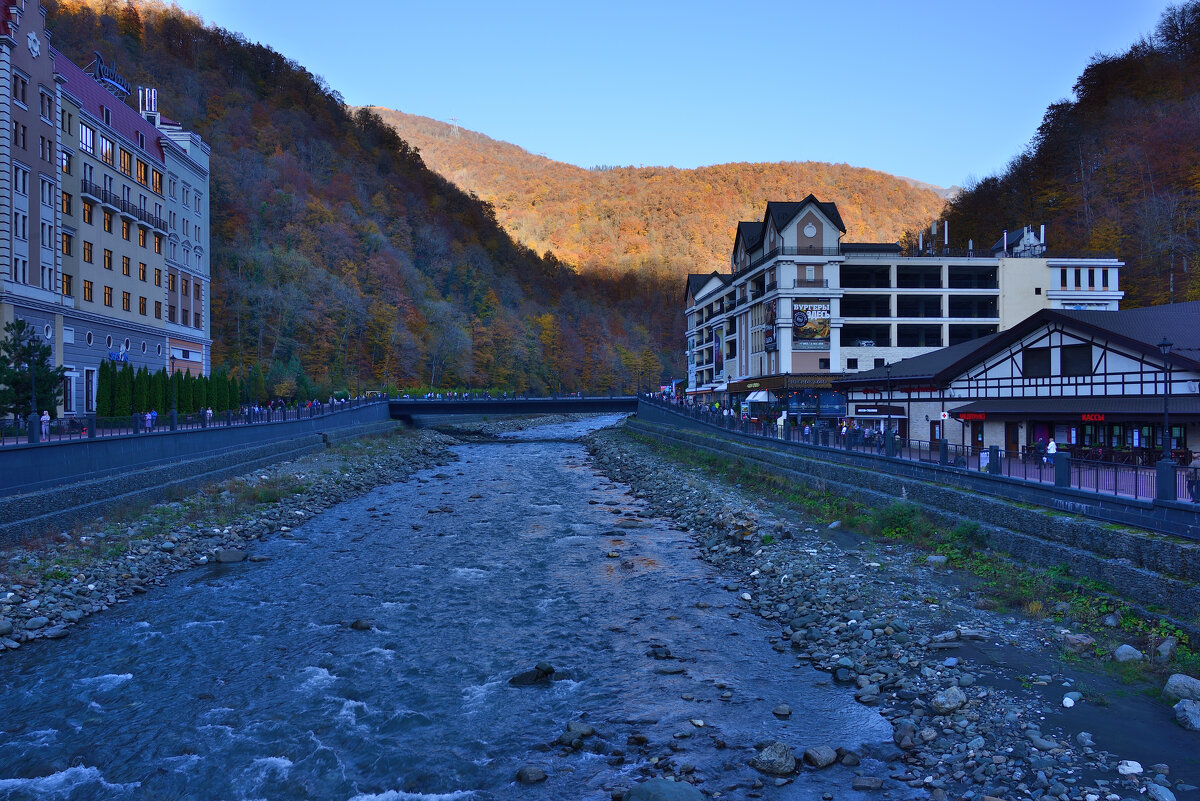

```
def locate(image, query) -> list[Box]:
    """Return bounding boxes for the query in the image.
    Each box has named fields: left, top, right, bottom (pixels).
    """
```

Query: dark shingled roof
left=735, top=221, right=764, bottom=252
left=685, top=272, right=729, bottom=304
left=764, top=195, right=847, bottom=234
left=837, top=302, right=1200, bottom=389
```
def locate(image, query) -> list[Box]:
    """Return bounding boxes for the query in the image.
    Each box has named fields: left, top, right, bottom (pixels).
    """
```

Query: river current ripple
left=0, top=415, right=889, bottom=800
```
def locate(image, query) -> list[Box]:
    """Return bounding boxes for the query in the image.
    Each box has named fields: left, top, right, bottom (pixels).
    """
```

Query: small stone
left=1064, top=632, right=1096, bottom=652
left=852, top=776, right=884, bottom=791
left=772, top=704, right=791, bottom=718
left=348, top=619, right=372, bottom=630
left=25, top=616, right=49, bottom=630
left=750, top=741, right=796, bottom=776
left=930, top=686, right=967, bottom=715
left=214, top=549, right=247, bottom=563
left=0, top=619, right=12, bottom=636
left=1116, top=760, right=1142, bottom=776
left=1103, top=612, right=1122, bottom=627
left=516, top=765, right=547, bottom=784
left=1175, top=699, right=1200, bottom=732
left=803, top=745, right=837, bottom=768
left=158, top=541, right=176, bottom=552
left=1113, top=644, right=1143, bottom=662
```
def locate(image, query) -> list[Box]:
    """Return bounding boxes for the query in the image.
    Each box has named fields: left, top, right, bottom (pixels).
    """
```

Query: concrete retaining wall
left=629, top=416, right=1200, bottom=628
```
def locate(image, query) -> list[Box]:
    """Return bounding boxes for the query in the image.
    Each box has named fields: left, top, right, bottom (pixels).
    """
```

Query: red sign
left=958, top=412, right=986, bottom=421
left=1082, top=413, right=1105, bottom=422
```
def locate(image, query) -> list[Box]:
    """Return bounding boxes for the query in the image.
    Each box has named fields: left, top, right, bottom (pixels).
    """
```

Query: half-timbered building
left=835, top=302, right=1200, bottom=462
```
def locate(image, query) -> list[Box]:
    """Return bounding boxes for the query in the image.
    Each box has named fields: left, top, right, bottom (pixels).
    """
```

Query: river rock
left=509, top=661, right=555, bottom=686
left=1113, top=644, right=1143, bottom=662
left=803, top=745, right=837, bottom=768
left=1116, top=760, right=1142, bottom=776
left=1163, top=673, right=1200, bottom=703
left=215, top=549, right=247, bottom=563
left=1176, top=699, right=1200, bottom=731
left=0, top=619, right=11, bottom=636
left=1146, top=785, right=1177, bottom=801
left=750, top=741, right=796, bottom=775
left=348, top=619, right=372, bottom=630
left=931, top=686, right=967, bottom=715
left=772, top=704, right=791, bottom=718
left=852, top=776, right=884, bottom=790
left=516, top=765, right=547, bottom=784
left=25, top=616, right=49, bottom=630
left=623, top=778, right=704, bottom=801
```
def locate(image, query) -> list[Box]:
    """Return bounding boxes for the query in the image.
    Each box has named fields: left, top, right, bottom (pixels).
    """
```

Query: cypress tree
left=96, top=361, right=109, bottom=417
left=133, top=366, right=149, bottom=413
left=196, top=374, right=208, bottom=411
left=151, top=368, right=166, bottom=415
left=115, top=363, right=134, bottom=417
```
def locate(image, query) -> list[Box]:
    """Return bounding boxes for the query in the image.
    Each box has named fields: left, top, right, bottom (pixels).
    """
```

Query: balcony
left=790, top=278, right=829, bottom=288
left=741, top=245, right=842, bottom=274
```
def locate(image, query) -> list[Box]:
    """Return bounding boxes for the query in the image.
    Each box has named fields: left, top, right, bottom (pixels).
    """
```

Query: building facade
left=0, top=1, right=210, bottom=418
left=684, top=196, right=1123, bottom=420
left=835, top=303, right=1200, bottom=457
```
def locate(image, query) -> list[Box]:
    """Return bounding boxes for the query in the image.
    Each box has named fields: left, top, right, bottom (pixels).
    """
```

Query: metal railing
left=642, top=396, right=1187, bottom=507
left=0, top=396, right=387, bottom=448
left=743, top=246, right=844, bottom=273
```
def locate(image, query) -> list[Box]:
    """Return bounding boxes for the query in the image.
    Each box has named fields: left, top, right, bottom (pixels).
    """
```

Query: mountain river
left=0, top=415, right=895, bottom=800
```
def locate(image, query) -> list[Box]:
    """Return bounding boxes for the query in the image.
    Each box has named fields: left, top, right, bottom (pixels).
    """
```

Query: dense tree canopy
left=47, top=0, right=681, bottom=393
left=940, top=1, right=1200, bottom=308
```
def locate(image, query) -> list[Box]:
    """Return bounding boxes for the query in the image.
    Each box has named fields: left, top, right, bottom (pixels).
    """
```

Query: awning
left=950, top=396, right=1200, bottom=420
left=747, top=390, right=777, bottom=403
left=713, top=383, right=728, bottom=392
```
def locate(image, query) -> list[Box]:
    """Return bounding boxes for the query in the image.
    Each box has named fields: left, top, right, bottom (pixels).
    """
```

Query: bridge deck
left=389, top=396, right=638, bottom=419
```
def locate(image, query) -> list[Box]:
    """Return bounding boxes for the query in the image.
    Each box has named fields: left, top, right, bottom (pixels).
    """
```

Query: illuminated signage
left=958, top=412, right=986, bottom=421
left=1082, top=413, right=1105, bottom=422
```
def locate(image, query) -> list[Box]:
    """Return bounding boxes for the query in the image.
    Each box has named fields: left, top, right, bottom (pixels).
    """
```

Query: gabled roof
left=837, top=302, right=1200, bottom=389
left=764, top=195, right=847, bottom=234
left=685, top=271, right=730, bottom=305
left=734, top=221, right=764, bottom=255
left=990, top=225, right=1041, bottom=254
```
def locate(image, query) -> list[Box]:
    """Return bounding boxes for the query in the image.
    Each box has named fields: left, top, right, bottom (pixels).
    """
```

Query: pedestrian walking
left=39, top=410, right=49, bottom=440
left=1046, top=438, right=1058, bottom=464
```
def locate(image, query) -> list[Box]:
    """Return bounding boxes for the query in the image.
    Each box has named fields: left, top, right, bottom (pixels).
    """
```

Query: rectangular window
left=194, top=282, right=202, bottom=300
left=168, top=304, right=176, bottom=323
left=121, top=219, right=131, bottom=240
left=79, top=125, right=94, bottom=154
left=83, top=241, right=93, bottom=263
left=82, top=201, right=93, bottom=224
left=60, top=233, right=72, bottom=256
left=103, top=286, right=113, bottom=307
left=60, top=109, right=72, bottom=135
left=139, top=296, right=147, bottom=315
left=39, top=91, right=53, bottom=121
left=154, top=268, right=162, bottom=287
left=100, top=137, right=114, bottom=165
left=1024, top=347, right=1051, bottom=378
left=61, top=274, right=73, bottom=297
left=194, top=312, right=201, bottom=328
left=103, top=210, right=113, bottom=232
left=152, top=170, right=163, bottom=194
left=60, top=192, right=72, bottom=216
left=139, top=262, right=147, bottom=281
left=83, top=280, right=93, bottom=302
left=122, top=291, right=131, bottom=312
left=103, top=248, right=113, bottom=270
left=846, top=358, right=858, bottom=370
left=122, top=256, right=131, bottom=276
left=154, top=233, right=163, bottom=254
left=11, top=74, right=27, bottom=105
left=818, top=358, right=830, bottom=370
left=136, top=160, right=148, bottom=185
left=168, top=273, right=176, bottom=291
left=138, top=228, right=147, bottom=247
left=154, top=301, right=162, bottom=319
left=182, top=277, right=189, bottom=295
left=119, top=149, right=132, bottom=176
left=1061, top=344, right=1092, bottom=376
left=60, top=150, right=72, bottom=175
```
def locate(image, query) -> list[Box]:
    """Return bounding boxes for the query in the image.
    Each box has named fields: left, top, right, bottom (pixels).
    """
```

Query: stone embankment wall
left=628, top=417, right=1200, bottom=626
left=1, top=405, right=396, bottom=544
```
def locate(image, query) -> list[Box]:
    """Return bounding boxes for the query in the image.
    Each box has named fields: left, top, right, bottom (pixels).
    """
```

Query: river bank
left=584, top=425, right=1200, bottom=801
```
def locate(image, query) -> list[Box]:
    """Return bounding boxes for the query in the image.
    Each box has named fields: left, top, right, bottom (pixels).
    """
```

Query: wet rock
left=772, top=704, right=791, bottom=718
left=930, top=686, right=967, bottom=715
left=803, top=745, right=837, bottom=768
left=852, top=776, right=884, bottom=790
left=622, top=778, right=704, bottom=801
left=25, top=616, right=49, bottom=630
left=1146, top=785, right=1177, bottom=801
left=1116, top=760, right=1143, bottom=776
left=1163, top=673, right=1200, bottom=703
left=510, top=662, right=555, bottom=686
left=1113, top=644, right=1144, bottom=662
left=1176, top=699, right=1200, bottom=731
left=348, top=619, right=372, bottom=631
left=750, top=741, right=796, bottom=776
left=0, top=619, right=12, bottom=636
left=893, top=720, right=917, bottom=750
left=214, top=549, right=247, bottom=563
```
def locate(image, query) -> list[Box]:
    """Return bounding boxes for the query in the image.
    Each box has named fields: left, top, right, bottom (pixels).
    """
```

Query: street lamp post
left=26, top=330, right=39, bottom=443
left=1156, top=337, right=1176, bottom=501
left=169, top=354, right=178, bottom=431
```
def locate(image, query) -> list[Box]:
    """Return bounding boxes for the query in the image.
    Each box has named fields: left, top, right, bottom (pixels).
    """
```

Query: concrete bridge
left=388, top=396, right=638, bottom=423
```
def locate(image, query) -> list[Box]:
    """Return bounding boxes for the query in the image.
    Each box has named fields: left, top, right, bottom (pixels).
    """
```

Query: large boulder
left=509, top=662, right=555, bottom=686
left=623, top=778, right=704, bottom=801
left=750, top=741, right=796, bottom=775
left=1176, top=699, right=1200, bottom=732
left=1163, top=674, right=1200, bottom=703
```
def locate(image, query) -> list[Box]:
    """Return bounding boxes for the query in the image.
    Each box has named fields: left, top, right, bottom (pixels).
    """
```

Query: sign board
left=978, top=450, right=991, bottom=472
left=713, top=329, right=723, bottom=373
left=791, top=301, right=831, bottom=343
left=958, top=412, right=986, bottom=421
left=940, top=411, right=949, bottom=420
left=1082, top=413, right=1105, bottom=422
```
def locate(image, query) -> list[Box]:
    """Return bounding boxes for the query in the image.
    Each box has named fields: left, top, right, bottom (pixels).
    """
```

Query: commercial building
left=1, top=2, right=210, bottom=418
left=684, top=196, right=1122, bottom=420
left=835, top=302, right=1199, bottom=459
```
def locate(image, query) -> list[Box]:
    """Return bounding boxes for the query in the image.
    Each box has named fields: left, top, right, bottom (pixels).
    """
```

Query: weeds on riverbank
left=618, top=427, right=1200, bottom=692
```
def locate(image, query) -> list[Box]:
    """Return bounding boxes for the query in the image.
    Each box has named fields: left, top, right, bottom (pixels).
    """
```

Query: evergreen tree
left=0, top=319, right=67, bottom=419
left=115, top=363, right=134, bottom=417
left=151, top=368, right=167, bottom=415
left=96, top=360, right=110, bottom=417
left=133, top=366, right=149, bottom=413
left=196, top=374, right=208, bottom=410
left=251, top=364, right=268, bottom=404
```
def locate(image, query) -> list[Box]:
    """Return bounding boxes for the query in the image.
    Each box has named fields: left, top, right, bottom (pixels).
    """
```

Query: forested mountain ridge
left=367, top=108, right=948, bottom=276
left=46, top=0, right=678, bottom=394
left=941, top=1, right=1200, bottom=308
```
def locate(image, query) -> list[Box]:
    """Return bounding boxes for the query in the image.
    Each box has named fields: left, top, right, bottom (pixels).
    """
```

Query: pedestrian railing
left=643, top=396, right=1189, bottom=507
left=0, top=396, right=388, bottom=448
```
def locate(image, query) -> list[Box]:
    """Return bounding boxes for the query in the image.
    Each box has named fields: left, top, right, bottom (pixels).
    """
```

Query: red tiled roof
left=52, top=47, right=165, bottom=164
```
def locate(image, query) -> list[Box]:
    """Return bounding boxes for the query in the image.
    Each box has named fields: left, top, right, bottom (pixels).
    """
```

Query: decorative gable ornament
left=27, top=31, right=40, bottom=58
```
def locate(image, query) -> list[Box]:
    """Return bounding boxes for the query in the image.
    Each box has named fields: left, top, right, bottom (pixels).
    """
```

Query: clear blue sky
left=174, top=0, right=1173, bottom=189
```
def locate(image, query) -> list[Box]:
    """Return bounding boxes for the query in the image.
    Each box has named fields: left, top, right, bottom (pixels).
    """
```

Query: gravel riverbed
left=584, top=426, right=1200, bottom=801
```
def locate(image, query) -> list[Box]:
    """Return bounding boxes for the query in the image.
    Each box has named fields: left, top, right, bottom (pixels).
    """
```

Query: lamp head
left=1159, top=337, right=1173, bottom=357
